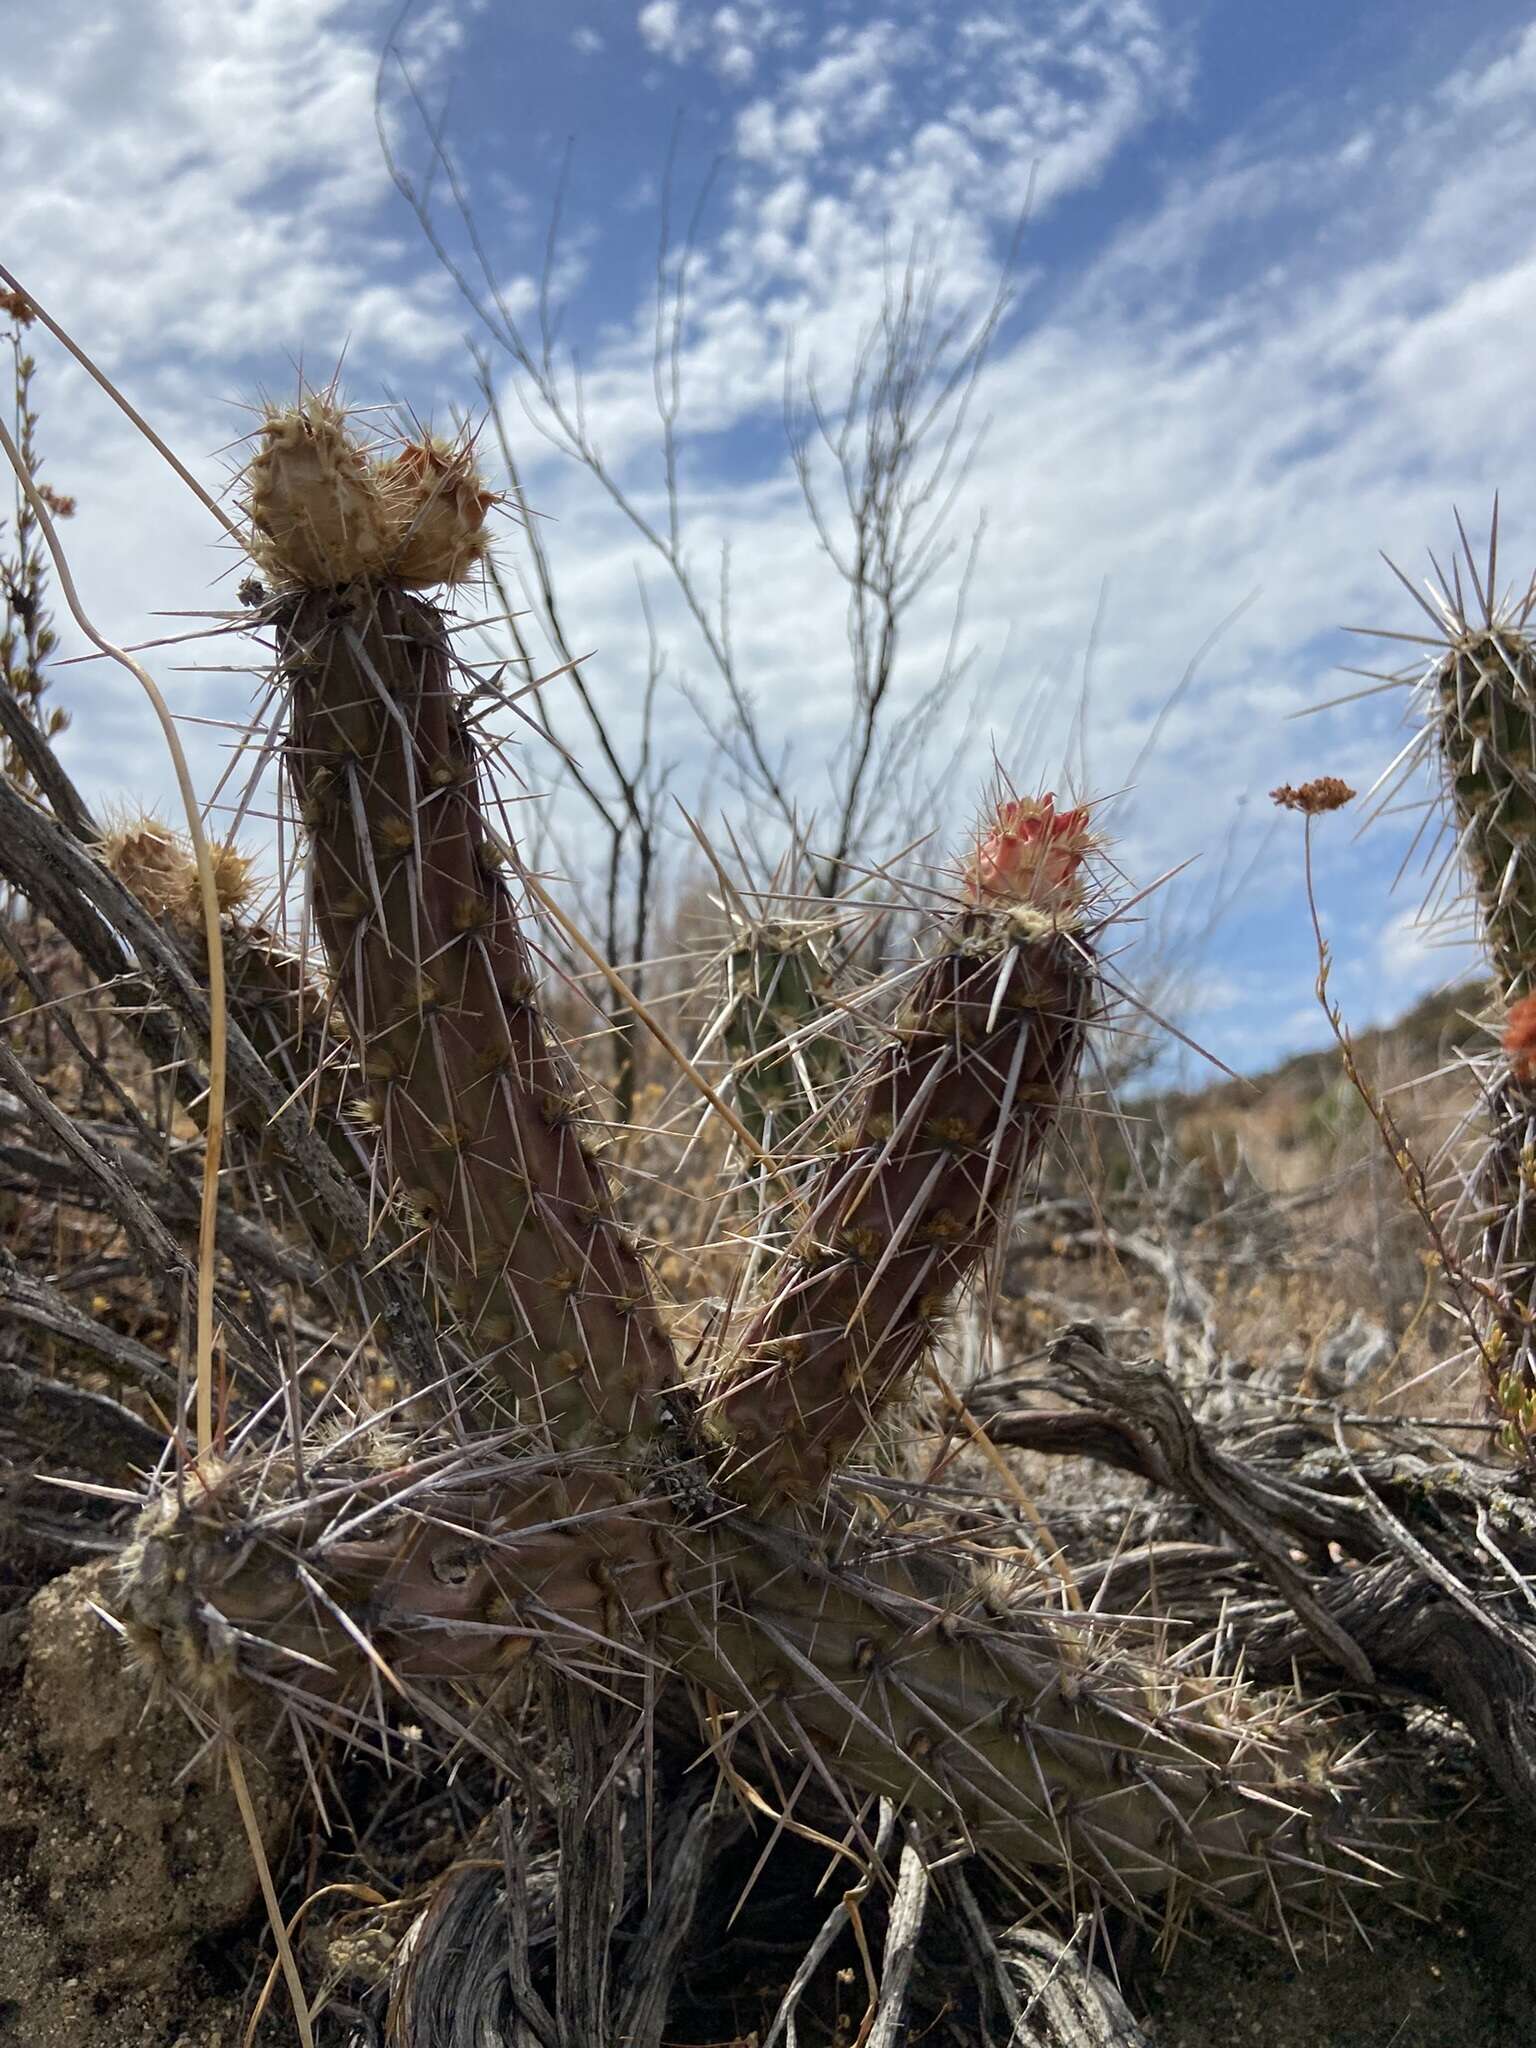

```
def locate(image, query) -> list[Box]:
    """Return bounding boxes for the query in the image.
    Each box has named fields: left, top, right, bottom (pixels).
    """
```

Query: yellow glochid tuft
left=243, top=398, right=495, bottom=590
left=101, top=813, right=254, bottom=927
left=375, top=434, right=496, bottom=587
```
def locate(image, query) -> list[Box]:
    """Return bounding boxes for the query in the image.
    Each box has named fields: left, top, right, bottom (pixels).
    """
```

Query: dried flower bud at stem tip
left=1503, top=994, right=1536, bottom=1081
left=1270, top=777, right=1355, bottom=816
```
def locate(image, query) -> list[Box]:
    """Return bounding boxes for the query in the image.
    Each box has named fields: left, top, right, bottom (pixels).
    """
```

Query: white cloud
left=638, top=0, right=795, bottom=80
left=1441, top=17, right=1536, bottom=110
left=638, top=0, right=689, bottom=58
left=713, top=8, right=758, bottom=81
left=460, top=11, right=1536, bottom=1077
left=737, top=22, right=908, bottom=160
left=572, top=25, right=606, bottom=55
left=0, top=0, right=482, bottom=808
left=1375, top=908, right=1480, bottom=992
left=2, top=0, right=463, bottom=366
left=7, top=2, right=1536, bottom=1073
left=720, top=0, right=1188, bottom=358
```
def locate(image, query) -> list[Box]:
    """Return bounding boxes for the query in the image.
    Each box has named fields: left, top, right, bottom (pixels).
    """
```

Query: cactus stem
left=716, top=832, right=1098, bottom=1497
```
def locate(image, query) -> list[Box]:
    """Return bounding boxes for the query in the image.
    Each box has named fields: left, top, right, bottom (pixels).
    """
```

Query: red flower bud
left=966, top=795, right=1092, bottom=910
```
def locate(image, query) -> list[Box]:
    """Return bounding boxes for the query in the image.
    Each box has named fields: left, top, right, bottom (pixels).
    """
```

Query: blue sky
left=5, top=0, right=1535, bottom=1080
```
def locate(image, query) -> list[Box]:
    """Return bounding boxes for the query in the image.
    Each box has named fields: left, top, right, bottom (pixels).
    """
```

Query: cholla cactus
left=1379, top=529, right=1536, bottom=1454
left=120, top=1427, right=1361, bottom=1919
left=278, top=581, right=679, bottom=1446
left=110, top=396, right=1386, bottom=1972
left=719, top=908, right=850, bottom=1162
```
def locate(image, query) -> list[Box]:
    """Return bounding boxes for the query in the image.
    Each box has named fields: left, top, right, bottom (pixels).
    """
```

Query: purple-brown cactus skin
left=278, top=584, right=678, bottom=1448
left=717, top=803, right=1096, bottom=1497
left=119, top=1444, right=1353, bottom=1922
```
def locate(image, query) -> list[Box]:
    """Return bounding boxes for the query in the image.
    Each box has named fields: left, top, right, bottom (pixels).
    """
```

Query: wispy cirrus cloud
left=3, top=0, right=466, bottom=367
left=0, top=0, right=483, bottom=810
left=476, top=14, right=1536, bottom=1059
left=730, top=1, right=1189, bottom=233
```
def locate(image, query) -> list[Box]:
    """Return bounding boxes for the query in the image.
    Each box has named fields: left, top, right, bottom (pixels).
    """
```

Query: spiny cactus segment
left=102, top=816, right=374, bottom=1269
left=1398, top=535, right=1536, bottom=1455
left=119, top=1448, right=672, bottom=1695
left=118, top=1432, right=1371, bottom=1933
left=715, top=795, right=1099, bottom=1497
left=720, top=912, right=850, bottom=1163
left=279, top=583, right=679, bottom=1447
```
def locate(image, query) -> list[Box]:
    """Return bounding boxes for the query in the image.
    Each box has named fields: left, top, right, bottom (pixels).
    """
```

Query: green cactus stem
left=1434, top=618, right=1536, bottom=1003
left=720, top=913, right=851, bottom=1161
left=1474, top=1072, right=1536, bottom=1459
left=118, top=1448, right=672, bottom=1693
left=1416, top=559, right=1536, bottom=1454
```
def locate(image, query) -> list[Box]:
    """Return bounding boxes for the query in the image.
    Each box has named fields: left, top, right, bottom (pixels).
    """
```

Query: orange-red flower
left=1503, top=994, right=1536, bottom=1081
left=965, top=794, right=1092, bottom=910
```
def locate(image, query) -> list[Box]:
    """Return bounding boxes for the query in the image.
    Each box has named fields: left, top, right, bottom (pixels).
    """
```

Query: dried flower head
left=1270, top=777, right=1355, bottom=815
left=1503, top=994, right=1536, bottom=1081
left=244, top=397, right=391, bottom=589
left=965, top=794, right=1093, bottom=911
left=102, top=815, right=253, bottom=928
left=242, top=400, right=495, bottom=590
left=375, top=435, right=495, bottom=587
left=0, top=289, right=34, bottom=327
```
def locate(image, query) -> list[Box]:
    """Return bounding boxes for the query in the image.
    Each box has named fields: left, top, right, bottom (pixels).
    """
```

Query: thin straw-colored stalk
left=223, top=1735, right=316, bottom=2048
left=0, top=409, right=229, bottom=1459
left=0, top=265, right=241, bottom=538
